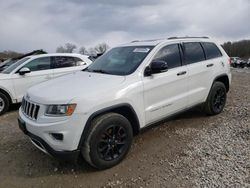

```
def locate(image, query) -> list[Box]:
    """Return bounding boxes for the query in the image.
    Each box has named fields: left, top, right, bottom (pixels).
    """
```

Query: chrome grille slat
left=34, top=105, right=40, bottom=119
left=32, top=105, right=36, bottom=119
left=24, top=100, right=28, bottom=113
left=21, top=98, right=40, bottom=120
left=30, top=104, right=34, bottom=118
left=25, top=101, right=29, bottom=116
left=28, top=103, right=31, bottom=117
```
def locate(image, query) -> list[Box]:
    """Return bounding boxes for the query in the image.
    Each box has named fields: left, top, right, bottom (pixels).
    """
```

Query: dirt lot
left=0, top=69, right=249, bottom=188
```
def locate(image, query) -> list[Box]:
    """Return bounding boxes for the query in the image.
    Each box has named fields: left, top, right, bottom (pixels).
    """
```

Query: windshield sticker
left=133, top=48, right=150, bottom=53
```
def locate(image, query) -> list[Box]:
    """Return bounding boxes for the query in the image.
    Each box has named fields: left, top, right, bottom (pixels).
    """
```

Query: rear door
left=52, top=56, right=87, bottom=78
left=12, top=57, right=53, bottom=101
left=183, top=42, right=217, bottom=107
left=143, top=43, right=188, bottom=124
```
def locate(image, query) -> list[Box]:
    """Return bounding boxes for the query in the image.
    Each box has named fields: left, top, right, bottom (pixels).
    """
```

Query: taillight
left=228, top=58, right=232, bottom=64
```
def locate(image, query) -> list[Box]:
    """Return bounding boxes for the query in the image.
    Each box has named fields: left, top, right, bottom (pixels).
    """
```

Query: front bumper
left=18, top=117, right=80, bottom=162
left=18, top=107, right=88, bottom=162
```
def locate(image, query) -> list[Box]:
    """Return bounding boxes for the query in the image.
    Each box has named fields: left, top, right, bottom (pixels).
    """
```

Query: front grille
left=22, top=98, right=40, bottom=120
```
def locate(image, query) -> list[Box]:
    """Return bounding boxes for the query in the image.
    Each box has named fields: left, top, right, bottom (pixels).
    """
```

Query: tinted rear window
left=183, top=42, right=205, bottom=64
left=52, top=56, right=77, bottom=68
left=202, top=42, right=222, bottom=59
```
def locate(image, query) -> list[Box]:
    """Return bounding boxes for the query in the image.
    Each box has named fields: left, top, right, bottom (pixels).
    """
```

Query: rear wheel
left=81, top=113, right=133, bottom=169
left=204, top=82, right=227, bottom=115
left=0, top=92, right=10, bottom=115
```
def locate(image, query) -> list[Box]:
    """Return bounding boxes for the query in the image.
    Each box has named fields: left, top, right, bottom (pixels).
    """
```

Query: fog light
left=51, top=133, right=63, bottom=141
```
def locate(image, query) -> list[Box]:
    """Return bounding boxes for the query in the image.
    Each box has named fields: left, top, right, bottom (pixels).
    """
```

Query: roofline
left=130, top=36, right=210, bottom=44
left=26, top=53, right=89, bottom=58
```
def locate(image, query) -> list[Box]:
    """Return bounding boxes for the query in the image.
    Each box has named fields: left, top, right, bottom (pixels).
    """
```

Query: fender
left=77, top=103, right=140, bottom=150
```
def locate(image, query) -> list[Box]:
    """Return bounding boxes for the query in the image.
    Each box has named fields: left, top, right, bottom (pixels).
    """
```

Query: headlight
left=45, top=104, right=77, bottom=116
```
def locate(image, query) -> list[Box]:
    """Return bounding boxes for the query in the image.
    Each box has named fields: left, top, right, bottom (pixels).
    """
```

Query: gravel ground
left=0, top=68, right=249, bottom=188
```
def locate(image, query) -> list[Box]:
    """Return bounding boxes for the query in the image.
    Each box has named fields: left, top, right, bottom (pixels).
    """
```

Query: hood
left=0, top=73, right=11, bottom=80
left=27, top=71, right=126, bottom=104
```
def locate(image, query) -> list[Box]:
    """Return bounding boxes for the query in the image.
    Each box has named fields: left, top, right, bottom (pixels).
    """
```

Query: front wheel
left=0, top=92, right=10, bottom=115
left=203, top=82, right=227, bottom=115
left=81, top=113, right=133, bottom=170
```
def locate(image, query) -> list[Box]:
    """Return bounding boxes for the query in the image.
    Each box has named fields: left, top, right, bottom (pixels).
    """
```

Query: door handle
left=177, top=71, right=187, bottom=76
left=206, top=63, right=214, bottom=67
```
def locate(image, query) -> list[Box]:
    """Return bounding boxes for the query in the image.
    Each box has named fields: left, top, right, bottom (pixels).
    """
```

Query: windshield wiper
left=88, top=69, right=110, bottom=74
left=82, top=67, right=111, bottom=74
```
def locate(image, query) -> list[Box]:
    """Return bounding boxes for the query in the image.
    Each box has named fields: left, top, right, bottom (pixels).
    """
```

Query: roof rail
left=168, top=36, right=209, bottom=40
left=131, top=36, right=209, bottom=43
left=131, top=38, right=165, bottom=43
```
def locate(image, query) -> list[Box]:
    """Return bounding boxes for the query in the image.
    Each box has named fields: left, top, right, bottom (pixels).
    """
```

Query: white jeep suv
left=18, top=37, right=231, bottom=169
left=0, top=53, right=92, bottom=115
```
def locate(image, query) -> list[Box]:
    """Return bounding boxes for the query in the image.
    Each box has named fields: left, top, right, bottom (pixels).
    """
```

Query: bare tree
left=56, top=46, right=65, bottom=53
left=79, top=46, right=88, bottom=55
left=87, top=47, right=97, bottom=56
left=56, top=43, right=77, bottom=53
left=94, top=43, right=109, bottom=54
left=222, top=40, right=250, bottom=58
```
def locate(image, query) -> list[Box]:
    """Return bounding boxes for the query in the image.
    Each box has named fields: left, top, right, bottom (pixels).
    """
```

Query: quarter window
left=153, top=44, right=182, bottom=69
left=24, top=57, right=51, bottom=72
left=202, top=42, right=222, bottom=59
left=184, top=42, right=205, bottom=64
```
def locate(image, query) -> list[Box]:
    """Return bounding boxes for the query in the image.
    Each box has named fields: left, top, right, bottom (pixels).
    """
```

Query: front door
left=12, top=57, right=53, bottom=102
left=143, top=44, right=188, bottom=125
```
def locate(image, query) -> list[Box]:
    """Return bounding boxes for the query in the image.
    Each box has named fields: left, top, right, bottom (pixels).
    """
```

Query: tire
left=0, top=92, right=10, bottom=115
left=81, top=113, right=133, bottom=170
left=204, top=81, right=227, bottom=115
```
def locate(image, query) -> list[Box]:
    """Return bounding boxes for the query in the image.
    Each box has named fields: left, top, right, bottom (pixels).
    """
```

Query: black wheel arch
left=212, top=74, right=230, bottom=92
left=77, top=103, right=140, bottom=150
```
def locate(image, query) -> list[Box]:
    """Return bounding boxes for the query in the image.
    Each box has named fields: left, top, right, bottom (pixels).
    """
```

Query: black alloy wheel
left=97, top=125, right=128, bottom=161
left=204, top=81, right=227, bottom=115
left=82, top=113, right=133, bottom=169
left=212, top=87, right=226, bottom=113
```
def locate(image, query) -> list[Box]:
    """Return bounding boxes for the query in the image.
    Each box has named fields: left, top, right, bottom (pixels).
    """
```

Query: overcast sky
left=0, top=0, right=250, bottom=53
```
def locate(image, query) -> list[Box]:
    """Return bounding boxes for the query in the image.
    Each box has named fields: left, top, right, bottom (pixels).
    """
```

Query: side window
left=183, top=42, right=205, bottom=64
left=153, top=44, right=182, bottom=69
left=24, top=57, right=51, bottom=72
left=52, top=56, right=77, bottom=69
left=202, top=42, right=222, bottom=59
left=74, top=57, right=86, bottom=66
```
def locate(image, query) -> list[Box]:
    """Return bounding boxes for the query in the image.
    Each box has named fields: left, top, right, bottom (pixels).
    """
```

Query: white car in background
left=0, top=53, right=92, bottom=115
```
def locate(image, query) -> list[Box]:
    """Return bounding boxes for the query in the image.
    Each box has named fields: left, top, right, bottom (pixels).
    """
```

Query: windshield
left=2, top=57, right=30, bottom=74
left=2, top=59, right=12, bottom=64
left=0, top=59, right=16, bottom=68
left=5, top=60, right=16, bottom=66
left=86, top=46, right=154, bottom=75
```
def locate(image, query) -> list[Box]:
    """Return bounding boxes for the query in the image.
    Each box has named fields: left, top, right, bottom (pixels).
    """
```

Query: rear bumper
left=18, top=117, right=80, bottom=162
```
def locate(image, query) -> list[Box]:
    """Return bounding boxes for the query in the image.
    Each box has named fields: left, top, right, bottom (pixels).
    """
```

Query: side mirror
left=144, top=60, right=168, bottom=76
left=19, top=67, right=31, bottom=75
left=76, top=61, right=87, bottom=66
